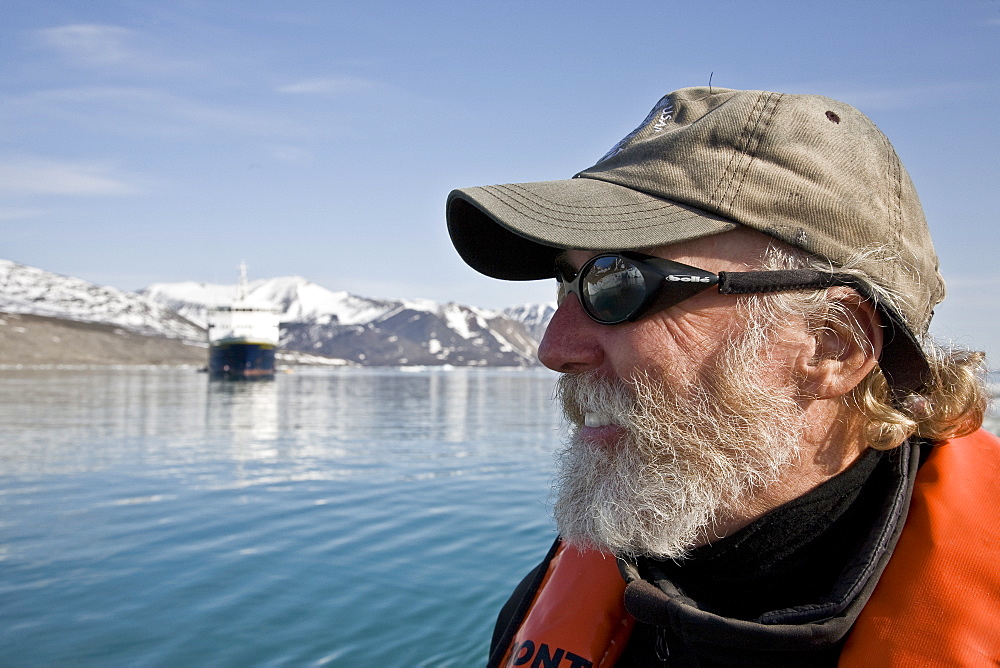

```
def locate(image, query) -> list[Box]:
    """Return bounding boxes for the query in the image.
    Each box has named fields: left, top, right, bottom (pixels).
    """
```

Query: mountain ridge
left=0, top=259, right=555, bottom=367
left=141, top=275, right=553, bottom=367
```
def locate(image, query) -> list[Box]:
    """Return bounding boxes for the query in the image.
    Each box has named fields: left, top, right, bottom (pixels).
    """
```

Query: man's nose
left=537, top=294, right=605, bottom=373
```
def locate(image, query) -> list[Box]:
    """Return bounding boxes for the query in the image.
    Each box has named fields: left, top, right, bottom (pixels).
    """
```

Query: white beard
left=552, top=326, right=806, bottom=559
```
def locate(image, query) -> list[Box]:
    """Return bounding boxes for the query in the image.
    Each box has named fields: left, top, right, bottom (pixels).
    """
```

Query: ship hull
left=208, top=340, right=276, bottom=380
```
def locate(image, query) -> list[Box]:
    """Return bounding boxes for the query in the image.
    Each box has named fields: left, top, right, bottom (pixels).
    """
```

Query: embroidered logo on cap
left=652, top=103, right=674, bottom=132
left=594, top=96, right=675, bottom=164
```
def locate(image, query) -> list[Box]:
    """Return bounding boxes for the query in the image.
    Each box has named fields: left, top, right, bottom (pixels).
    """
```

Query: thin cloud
left=31, top=23, right=195, bottom=74
left=0, top=207, right=49, bottom=221
left=943, top=276, right=1000, bottom=288
left=820, top=82, right=978, bottom=111
left=0, top=158, right=137, bottom=196
left=276, top=76, right=379, bottom=95
left=4, top=86, right=308, bottom=140
left=270, top=145, right=315, bottom=164
left=34, top=24, right=137, bottom=67
left=776, top=81, right=980, bottom=112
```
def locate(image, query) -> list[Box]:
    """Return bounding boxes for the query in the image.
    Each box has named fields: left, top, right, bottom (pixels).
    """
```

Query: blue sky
left=2, top=1, right=999, bottom=365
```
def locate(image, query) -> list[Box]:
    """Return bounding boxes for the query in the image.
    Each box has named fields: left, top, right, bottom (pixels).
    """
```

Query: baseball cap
left=446, top=87, right=945, bottom=392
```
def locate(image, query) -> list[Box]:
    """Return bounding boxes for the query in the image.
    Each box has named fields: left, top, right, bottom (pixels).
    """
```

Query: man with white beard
left=446, top=87, right=999, bottom=666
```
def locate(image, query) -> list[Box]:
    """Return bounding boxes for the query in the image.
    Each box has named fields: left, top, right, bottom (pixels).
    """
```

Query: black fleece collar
left=616, top=442, right=921, bottom=665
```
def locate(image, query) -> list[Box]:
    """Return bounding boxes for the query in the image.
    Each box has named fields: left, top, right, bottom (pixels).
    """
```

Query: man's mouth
left=584, top=411, right=615, bottom=428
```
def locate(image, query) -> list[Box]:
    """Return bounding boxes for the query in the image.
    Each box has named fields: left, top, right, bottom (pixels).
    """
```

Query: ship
left=207, top=262, right=281, bottom=380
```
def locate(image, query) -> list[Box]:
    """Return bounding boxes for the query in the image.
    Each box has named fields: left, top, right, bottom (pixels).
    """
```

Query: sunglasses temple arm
left=717, top=270, right=841, bottom=295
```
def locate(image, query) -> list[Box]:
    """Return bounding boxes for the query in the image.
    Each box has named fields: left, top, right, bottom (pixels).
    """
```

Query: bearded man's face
left=552, top=309, right=807, bottom=559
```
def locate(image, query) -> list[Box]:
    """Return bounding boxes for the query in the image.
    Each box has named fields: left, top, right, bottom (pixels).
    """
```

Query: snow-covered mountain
left=0, top=258, right=554, bottom=367
left=0, top=259, right=203, bottom=341
left=142, top=276, right=396, bottom=328
left=143, top=277, right=552, bottom=367
left=502, top=303, right=557, bottom=341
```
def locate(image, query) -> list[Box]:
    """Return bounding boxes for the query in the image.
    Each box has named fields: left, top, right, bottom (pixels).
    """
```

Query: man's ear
left=798, top=290, right=884, bottom=400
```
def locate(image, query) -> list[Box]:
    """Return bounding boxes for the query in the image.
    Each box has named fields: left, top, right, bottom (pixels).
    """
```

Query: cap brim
left=447, top=176, right=737, bottom=280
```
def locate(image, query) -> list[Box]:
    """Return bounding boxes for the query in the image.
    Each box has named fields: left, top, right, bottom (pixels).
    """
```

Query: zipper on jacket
left=656, top=626, right=670, bottom=665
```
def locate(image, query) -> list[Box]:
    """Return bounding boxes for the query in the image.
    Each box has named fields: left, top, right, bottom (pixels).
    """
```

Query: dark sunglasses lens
left=581, top=256, right=647, bottom=322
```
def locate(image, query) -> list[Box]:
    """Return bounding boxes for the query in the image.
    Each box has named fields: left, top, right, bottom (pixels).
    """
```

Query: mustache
left=557, top=371, right=637, bottom=425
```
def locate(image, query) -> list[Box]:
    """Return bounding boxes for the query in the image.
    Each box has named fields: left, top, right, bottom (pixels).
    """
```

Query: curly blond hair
left=852, top=347, right=987, bottom=449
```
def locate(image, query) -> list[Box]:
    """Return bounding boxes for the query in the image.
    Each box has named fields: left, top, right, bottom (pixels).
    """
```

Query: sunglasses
left=555, top=251, right=855, bottom=325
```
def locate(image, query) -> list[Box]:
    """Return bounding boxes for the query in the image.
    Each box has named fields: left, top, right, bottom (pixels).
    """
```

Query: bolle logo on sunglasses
left=667, top=274, right=712, bottom=283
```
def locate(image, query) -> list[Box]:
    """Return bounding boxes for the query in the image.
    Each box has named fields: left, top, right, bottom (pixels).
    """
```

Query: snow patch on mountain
left=142, top=276, right=398, bottom=328
left=503, top=302, right=556, bottom=340
left=0, top=259, right=203, bottom=341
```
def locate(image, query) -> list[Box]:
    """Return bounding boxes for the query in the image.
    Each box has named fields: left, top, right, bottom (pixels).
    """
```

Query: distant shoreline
left=0, top=311, right=206, bottom=367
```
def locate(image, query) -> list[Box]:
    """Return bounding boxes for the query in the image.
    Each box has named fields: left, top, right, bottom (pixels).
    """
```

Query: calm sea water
left=0, top=367, right=564, bottom=666
left=1, top=367, right=997, bottom=667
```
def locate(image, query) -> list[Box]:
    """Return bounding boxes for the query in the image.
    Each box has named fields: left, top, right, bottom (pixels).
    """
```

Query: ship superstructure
left=207, top=263, right=281, bottom=380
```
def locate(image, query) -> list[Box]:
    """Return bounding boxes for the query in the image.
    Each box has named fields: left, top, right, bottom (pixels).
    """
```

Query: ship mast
left=237, top=260, right=249, bottom=303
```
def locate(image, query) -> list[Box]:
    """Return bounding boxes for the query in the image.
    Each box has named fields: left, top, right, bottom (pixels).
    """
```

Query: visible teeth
left=584, top=412, right=612, bottom=428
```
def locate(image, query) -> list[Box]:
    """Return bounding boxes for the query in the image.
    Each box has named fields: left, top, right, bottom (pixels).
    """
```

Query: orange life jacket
left=497, top=543, right=634, bottom=667
left=500, top=429, right=1000, bottom=667
left=839, top=428, right=1000, bottom=666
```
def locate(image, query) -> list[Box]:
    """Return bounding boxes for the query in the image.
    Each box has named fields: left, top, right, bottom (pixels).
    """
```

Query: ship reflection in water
left=207, top=262, right=281, bottom=381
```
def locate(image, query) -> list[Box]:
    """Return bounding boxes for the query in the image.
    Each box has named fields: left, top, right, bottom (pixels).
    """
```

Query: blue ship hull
left=208, top=341, right=276, bottom=380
